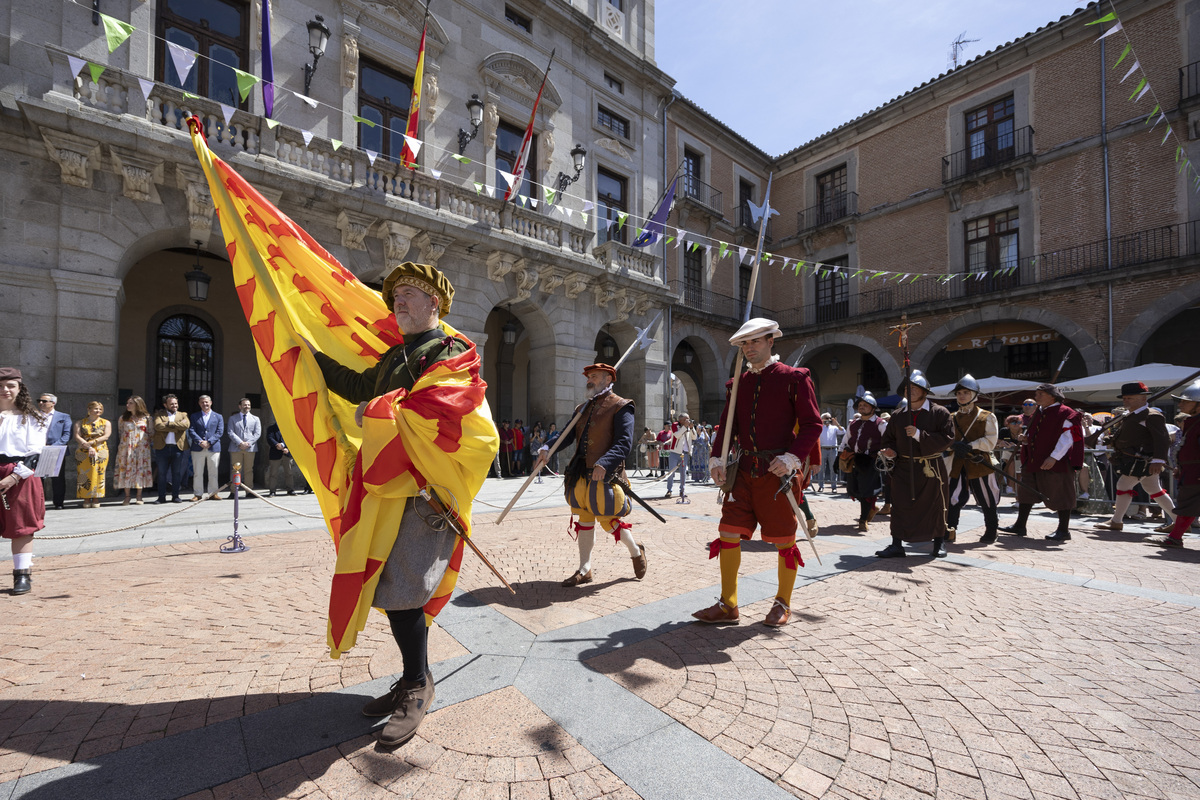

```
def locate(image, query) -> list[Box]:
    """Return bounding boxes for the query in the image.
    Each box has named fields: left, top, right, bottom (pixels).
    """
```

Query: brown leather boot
left=377, top=675, right=435, bottom=747
left=631, top=545, right=648, bottom=579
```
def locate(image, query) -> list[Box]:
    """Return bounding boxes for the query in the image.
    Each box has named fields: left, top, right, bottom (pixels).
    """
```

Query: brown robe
left=881, top=402, right=954, bottom=542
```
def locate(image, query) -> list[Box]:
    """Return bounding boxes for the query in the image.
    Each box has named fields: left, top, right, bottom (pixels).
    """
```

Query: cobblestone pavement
left=1, top=483, right=1197, bottom=799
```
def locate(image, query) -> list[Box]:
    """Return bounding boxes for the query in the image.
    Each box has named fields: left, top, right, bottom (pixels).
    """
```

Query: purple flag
left=632, top=177, right=677, bottom=247
left=262, top=0, right=275, bottom=117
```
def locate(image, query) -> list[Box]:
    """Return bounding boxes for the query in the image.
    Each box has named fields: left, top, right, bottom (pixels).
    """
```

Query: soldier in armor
left=840, top=393, right=887, bottom=532
left=875, top=370, right=955, bottom=558
left=945, top=375, right=1001, bottom=544
left=534, top=364, right=647, bottom=587
left=1093, top=382, right=1177, bottom=532
left=1146, top=380, right=1200, bottom=548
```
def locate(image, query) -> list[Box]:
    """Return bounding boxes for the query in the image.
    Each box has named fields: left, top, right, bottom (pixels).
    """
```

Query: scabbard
left=419, top=487, right=516, bottom=595
left=612, top=476, right=668, bottom=523
left=965, top=451, right=1049, bottom=502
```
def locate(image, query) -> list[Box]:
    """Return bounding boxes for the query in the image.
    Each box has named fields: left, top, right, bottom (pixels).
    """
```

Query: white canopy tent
left=929, top=375, right=1041, bottom=400
left=1056, top=363, right=1200, bottom=405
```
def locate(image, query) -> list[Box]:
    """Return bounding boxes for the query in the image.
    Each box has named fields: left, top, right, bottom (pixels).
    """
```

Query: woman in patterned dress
left=73, top=401, right=111, bottom=508
left=114, top=396, right=153, bottom=505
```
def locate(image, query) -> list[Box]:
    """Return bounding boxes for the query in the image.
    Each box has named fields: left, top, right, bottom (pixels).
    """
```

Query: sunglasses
left=1023, top=402, right=1036, bottom=406
left=38, top=399, right=54, bottom=403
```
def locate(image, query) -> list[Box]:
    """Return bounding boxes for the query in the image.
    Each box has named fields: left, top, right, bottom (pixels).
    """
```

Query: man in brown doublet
left=945, top=375, right=1001, bottom=544
left=1094, top=381, right=1177, bottom=532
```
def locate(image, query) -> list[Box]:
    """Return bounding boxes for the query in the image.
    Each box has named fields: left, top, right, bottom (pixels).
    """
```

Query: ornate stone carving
left=380, top=221, right=419, bottom=269
left=487, top=250, right=516, bottom=282
left=1014, top=166, right=1030, bottom=193
left=343, top=36, right=359, bottom=88
left=541, top=268, right=566, bottom=295
left=844, top=222, right=857, bottom=244
left=946, top=187, right=962, bottom=213
left=425, top=73, right=439, bottom=123
left=175, top=165, right=215, bottom=241
left=594, top=136, right=631, bottom=161
left=801, top=234, right=816, bottom=259
left=40, top=129, right=101, bottom=189
left=414, top=231, right=453, bottom=267
left=592, top=278, right=615, bottom=309
left=611, top=288, right=634, bottom=323
left=563, top=272, right=588, bottom=299
left=514, top=261, right=539, bottom=302
left=634, top=295, right=653, bottom=316
left=484, top=102, right=499, bottom=150
left=336, top=210, right=375, bottom=251
left=480, top=53, right=563, bottom=113
left=109, top=147, right=163, bottom=203
left=540, top=128, right=555, bottom=175
left=602, top=2, right=625, bottom=37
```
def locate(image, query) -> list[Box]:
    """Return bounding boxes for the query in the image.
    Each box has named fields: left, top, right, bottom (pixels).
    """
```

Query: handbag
left=838, top=451, right=854, bottom=474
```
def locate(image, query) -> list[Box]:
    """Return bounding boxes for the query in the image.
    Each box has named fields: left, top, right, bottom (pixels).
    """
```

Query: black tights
left=386, top=608, right=429, bottom=684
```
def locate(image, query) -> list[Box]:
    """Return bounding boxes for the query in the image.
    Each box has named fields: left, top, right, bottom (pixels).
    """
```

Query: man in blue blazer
left=187, top=395, right=223, bottom=500
left=37, top=392, right=72, bottom=509
left=226, top=398, right=261, bottom=499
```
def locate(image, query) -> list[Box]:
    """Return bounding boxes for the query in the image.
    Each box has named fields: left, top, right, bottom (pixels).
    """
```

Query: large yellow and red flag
left=187, top=117, right=498, bottom=658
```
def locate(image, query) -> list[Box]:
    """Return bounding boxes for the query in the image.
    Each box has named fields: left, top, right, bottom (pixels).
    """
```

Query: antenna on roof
left=949, top=31, right=980, bottom=69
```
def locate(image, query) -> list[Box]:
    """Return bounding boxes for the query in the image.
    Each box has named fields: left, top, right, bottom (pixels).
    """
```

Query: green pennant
left=88, top=63, right=105, bottom=84
left=331, top=139, right=342, bottom=151
left=233, top=68, right=260, bottom=102
left=665, top=235, right=675, bottom=245
left=1129, top=78, right=1146, bottom=101
left=581, top=213, right=589, bottom=224
left=635, top=228, right=644, bottom=240
left=872, top=271, right=887, bottom=280
left=910, top=273, right=922, bottom=283
left=473, top=182, right=483, bottom=195
left=1114, top=43, right=1132, bottom=69
left=353, top=115, right=376, bottom=128
left=793, top=261, right=805, bottom=276
left=616, top=211, right=628, bottom=229
left=719, top=242, right=728, bottom=259
left=544, top=186, right=557, bottom=205
left=1085, top=12, right=1117, bottom=24
left=183, top=91, right=201, bottom=100
left=100, top=14, right=135, bottom=53
left=852, top=268, right=864, bottom=278
left=1146, top=104, right=1161, bottom=124
left=265, top=118, right=280, bottom=129
left=452, top=154, right=471, bottom=164
left=1178, top=146, right=1184, bottom=163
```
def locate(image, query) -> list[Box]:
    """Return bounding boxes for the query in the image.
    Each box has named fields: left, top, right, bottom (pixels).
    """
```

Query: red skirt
left=0, top=463, right=45, bottom=538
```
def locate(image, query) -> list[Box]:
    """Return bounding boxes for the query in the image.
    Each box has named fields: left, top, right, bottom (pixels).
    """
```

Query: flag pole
left=495, top=311, right=662, bottom=524
left=499, top=48, right=555, bottom=222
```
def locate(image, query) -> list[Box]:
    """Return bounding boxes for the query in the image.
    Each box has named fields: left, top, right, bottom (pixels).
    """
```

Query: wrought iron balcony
left=942, top=126, right=1034, bottom=183
left=668, top=280, right=773, bottom=324
left=734, top=203, right=774, bottom=241
left=1182, top=60, right=1200, bottom=103
left=797, top=192, right=858, bottom=235
left=679, top=174, right=724, bottom=216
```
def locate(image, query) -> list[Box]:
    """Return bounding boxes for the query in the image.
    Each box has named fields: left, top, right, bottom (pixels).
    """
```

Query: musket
left=956, top=446, right=1050, bottom=502
left=1086, top=366, right=1200, bottom=441
left=716, top=174, right=778, bottom=490
left=419, top=487, right=515, bottom=594
left=495, top=311, right=663, bottom=524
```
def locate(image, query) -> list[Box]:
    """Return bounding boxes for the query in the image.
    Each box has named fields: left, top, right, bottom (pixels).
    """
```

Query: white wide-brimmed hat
left=729, top=317, right=781, bottom=345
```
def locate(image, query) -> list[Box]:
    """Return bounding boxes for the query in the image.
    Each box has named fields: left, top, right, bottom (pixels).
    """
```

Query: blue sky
left=655, top=1, right=1089, bottom=156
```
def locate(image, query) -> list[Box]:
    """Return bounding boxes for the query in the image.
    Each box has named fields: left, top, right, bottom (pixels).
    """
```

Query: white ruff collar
left=747, top=355, right=779, bottom=374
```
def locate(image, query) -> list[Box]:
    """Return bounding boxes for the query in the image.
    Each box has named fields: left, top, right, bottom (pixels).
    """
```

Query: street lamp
left=185, top=240, right=211, bottom=302
left=555, top=144, right=588, bottom=191
left=458, top=94, right=485, bottom=153
left=303, top=16, right=331, bottom=97
left=829, top=355, right=841, bottom=373
left=502, top=320, right=517, bottom=345
left=985, top=336, right=1003, bottom=354
left=602, top=337, right=616, bottom=360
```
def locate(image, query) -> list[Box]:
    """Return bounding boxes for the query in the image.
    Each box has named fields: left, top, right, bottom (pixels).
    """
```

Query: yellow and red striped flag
left=401, top=22, right=427, bottom=169
left=187, top=117, right=498, bottom=658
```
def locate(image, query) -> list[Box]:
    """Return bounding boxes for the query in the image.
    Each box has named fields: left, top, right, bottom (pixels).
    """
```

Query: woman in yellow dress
left=74, top=401, right=111, bottom=508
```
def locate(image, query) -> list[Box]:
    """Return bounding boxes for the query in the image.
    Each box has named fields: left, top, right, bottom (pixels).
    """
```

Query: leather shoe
left=1145, top=535, right=1183, bottom=548
left=857, top=520, right=869, bottom=533
left=806, top=518, right=819, bottom=537
left=363, top=669, right=435, bottom=718
left=878, top=504, right=891, bottom=515
left=875, top=543, right=907, bottom=558
left=1000, top=525, right=1026, bottom=536
left=1045, top=531, right=1071, bottom=542
left=945, top=528, right=956, bottom=544
left=931, top=538, right=947, bottom=558
left=978, top=531, right=997, bottom=544
left=1093, top=520, right=1123, bottom=532
left=561, top=569, right=593, bottom=587
left=631, top=545, right=648, bottom=580
left=11, top=569, right=31, bottom=596
left=866, top=506, right=880, bottom=523
left=763, top=599, right=790, bottom=627
left=692, top=599, right=739, bottom=624
left=377, top=676, right=435, bottom=747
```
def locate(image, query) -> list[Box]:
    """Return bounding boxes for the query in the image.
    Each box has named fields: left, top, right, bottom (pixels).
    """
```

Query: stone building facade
left=663, top=0, right=1200, bottom=422
left=0, top=0, right=677, bottom=480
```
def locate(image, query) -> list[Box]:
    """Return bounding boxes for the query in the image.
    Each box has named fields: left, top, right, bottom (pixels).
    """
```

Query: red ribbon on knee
left=569, top=518, right=593, bottom=541
left=779, top=543, right=804, bottom=570
left=610, top=519, right=632, bottom=543
left=1116, top=489, right=1137, bottom=497
left=707, top=538, right=741, bottom=559
left=1150, top=490, right=1168, bottom=499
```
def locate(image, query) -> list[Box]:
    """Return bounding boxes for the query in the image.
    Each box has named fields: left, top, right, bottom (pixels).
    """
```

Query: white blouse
left=0, top=411, right=48, bottom=478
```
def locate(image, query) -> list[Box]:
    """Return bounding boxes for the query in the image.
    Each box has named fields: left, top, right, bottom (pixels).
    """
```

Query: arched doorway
left=797, top=345, right=890, bottom=420
left=483, top=307, right=528, bottom=425
left=1134, top=303, right=1200, bottom=368
left=154, top=313, right=215, bottom=412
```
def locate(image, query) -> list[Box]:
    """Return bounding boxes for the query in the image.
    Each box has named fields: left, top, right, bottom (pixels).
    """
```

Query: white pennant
left=485, top=185, right=495, bottom=198
left=429, top=168, right=442, bottom=180
left=294, top=91, right=318, bottom=109
left=563, top=208, right=572, bottom=219
left=781, top=258, right=792, bottom=271
left=499, top=170, right=517, bottom=188
left=1095, top=21, right=1123, bottom=42
left=167, top=42, right=198, bottom=86
left=582, top=200, right=595, bottom=213
left=529, top=196, right=538, bottom=209
left=365, top=149, right=378, bottom=165
left=1134, top=83, right=1151, bottom=102
left=737, top=246, right=748, bottom=263
left=67, top=56, right=87, bottom=79
left=1121, top=60, right=1140, bottom=84
left=403, top=135, right=422, bottom=159
left=137, top=77, right=155, bottom=101
left=220, top=103, right=236, bottom=129
left=599, top=217, right=612, bottom=231
left=301, top=130, right=314, bottom=146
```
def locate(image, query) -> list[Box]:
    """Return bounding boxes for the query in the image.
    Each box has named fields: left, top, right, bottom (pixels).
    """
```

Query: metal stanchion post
left=220, top=465, right=249, bottom=553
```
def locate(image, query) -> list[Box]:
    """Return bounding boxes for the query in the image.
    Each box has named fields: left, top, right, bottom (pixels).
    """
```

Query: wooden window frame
left=155, top=0, right=250, bottom=108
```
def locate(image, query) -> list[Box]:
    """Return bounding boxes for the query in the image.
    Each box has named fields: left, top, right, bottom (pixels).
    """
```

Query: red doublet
left=712, top=361, right=821, bottom=542
left=1021, top=404, right=1080, bottom=472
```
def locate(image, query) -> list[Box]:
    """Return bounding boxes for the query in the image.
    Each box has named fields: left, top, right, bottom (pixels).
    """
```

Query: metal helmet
left=857, top=392, right=878, bottom=409
left=1172, top=379, right=1200, bottom=403
left=898, top=369, right=931, bottom=393
left=895, top=398, right=909, bottom=412
left=953, top=374, right=981, bottom=396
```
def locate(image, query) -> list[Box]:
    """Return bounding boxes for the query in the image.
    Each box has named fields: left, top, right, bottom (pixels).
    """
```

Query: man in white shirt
left=665, top=413, right=696, bottom=500
left=187, top=395, right=223, bottom=500
left=226, top=398, right=261, bottom=499
left=817, top=414, right=843, bottom=492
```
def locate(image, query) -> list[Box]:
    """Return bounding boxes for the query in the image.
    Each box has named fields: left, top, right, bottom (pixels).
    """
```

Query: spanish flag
left=187, top=117, right=498, bottom=658
left=401, top=22, right=427, bottom=170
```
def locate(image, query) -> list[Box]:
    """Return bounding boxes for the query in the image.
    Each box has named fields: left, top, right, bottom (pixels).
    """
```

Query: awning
left=945, top=322, right=1061, bottom=352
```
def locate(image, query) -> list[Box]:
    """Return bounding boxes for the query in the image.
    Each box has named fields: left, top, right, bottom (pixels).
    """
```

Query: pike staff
left=888, top=314, right=920, bottom=501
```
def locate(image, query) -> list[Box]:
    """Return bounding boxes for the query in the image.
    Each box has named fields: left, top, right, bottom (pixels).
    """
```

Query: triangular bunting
left=580, top=212, right=588, bottom=224
left=67, top=55, right=87, bottom=79
left=1095, top=21, right=1123, bottom=42
left=430, top=168, right=441, bottom=180
left=719, top=242, right=729, bottom=259
left=582, top=200, right=594, bottom=213
left=473, top=182, right=484, bottom=195
left=220, top=102, right=236, bottom=129
left=167, top=41, right=198, bottom=86
left=233, top=68, right=260, bottom=102
left=331, top=139, right=342, bottom=151
left=294, top=91, right=318, bottom=109
left=402, top=135, right=422, bottom=159
left=87, top=63, right=105, bottom=84
left=137, top=77, right=155, bottom=100
left=452, top=154, right=471, bottom=164
left=499, top=170, right=517, bottom=188
left=1121, top=60, right=1140, bottom=84
left=353, top=115, right=377, bottom=128
left=265, top=118, right=280, bottom=130
left=301, top=130, right=314, bottom=146
left=365, top=149, right=378, bottom=165
left=737, top=246, right=748, bottom=263
left=100, top=14, right=135, bottom=53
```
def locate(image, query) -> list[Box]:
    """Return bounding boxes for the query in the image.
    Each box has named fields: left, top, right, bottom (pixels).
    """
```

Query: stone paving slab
left=2, top=482, right=1199, bottom=799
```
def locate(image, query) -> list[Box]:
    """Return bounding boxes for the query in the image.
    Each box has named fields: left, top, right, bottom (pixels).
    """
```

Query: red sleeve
left=787, top=368, right=823, bottom=463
